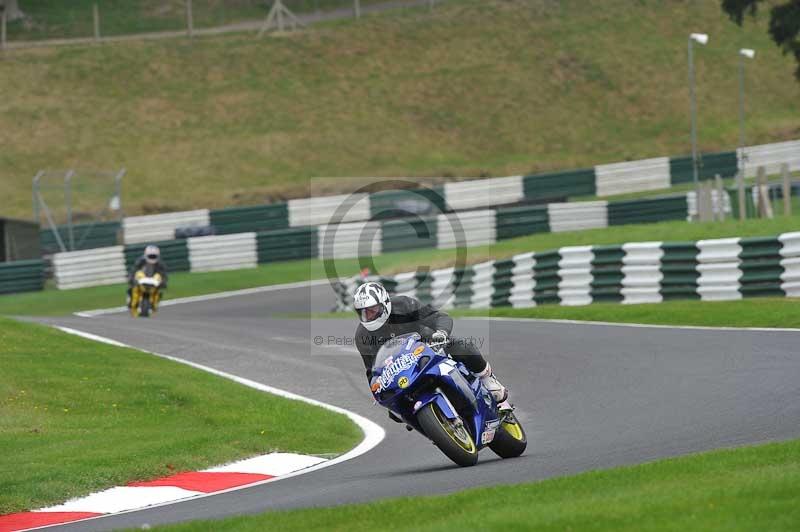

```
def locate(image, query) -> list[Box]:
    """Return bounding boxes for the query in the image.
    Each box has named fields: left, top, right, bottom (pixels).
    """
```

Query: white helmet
left=144, top=244, right=161, bottom=265
left=353, top=282, right=392, bottom=332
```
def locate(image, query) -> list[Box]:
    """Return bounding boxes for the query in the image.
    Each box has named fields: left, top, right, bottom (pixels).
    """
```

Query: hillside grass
left=154, top=438, right=800, bottom=532
left=2, top=211, right=798, bottom=317
left=1, top=0, right=797, bottom=220
left=0, top=317, right=361, bottom=514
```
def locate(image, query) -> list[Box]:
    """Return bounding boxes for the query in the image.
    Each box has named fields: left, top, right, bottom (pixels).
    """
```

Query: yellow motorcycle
left=130, top=269, right=163, bottom=318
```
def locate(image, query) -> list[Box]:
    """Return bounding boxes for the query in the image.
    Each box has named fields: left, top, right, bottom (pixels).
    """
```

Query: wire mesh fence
left=2, top=0, right=434, bottom=44
left=32, top=169, right=124, bottom=253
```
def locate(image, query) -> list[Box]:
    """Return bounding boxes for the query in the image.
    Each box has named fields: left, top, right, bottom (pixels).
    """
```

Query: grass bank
left=1, top=0, right=798, bottom=219
left=153, top=437, right=800, bottom=531
left=2, top=212, right=799, bottom=317
left=0, top=317, right=361, bottom=514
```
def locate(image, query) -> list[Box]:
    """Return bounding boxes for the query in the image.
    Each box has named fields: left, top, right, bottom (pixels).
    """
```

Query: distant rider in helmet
left=353, top=281, right=508, bottom=403
left=126, top=244, right=168, bottom=308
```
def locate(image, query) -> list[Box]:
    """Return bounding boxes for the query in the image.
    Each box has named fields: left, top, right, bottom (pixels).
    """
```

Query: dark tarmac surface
left=31, top=282, right=800, bottom=530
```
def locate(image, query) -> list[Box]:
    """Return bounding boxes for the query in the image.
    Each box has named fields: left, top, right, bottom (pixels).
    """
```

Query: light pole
left=737, top=48, right=755, bottom=219
left=688, top=33, right=709, bottom=191
left=738, top=48, right=756, bottom=176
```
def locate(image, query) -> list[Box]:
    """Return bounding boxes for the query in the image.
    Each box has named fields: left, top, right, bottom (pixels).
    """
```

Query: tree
left=0, top=0, right=25, bottom=21
left=722, top=0, right=800, bottom=81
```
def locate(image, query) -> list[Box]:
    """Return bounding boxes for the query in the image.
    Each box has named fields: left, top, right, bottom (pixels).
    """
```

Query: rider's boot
left=125, top=287, right=132, bottom=308
left=474, top=363, right=508, bottom=403
left=496, top=399, right=514, bottom=412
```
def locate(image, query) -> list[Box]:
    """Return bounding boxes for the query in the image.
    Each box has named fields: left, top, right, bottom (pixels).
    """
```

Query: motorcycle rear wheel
left=417, top=402, right=478, bottom=467
left=488, top=411, right=527, bottom=458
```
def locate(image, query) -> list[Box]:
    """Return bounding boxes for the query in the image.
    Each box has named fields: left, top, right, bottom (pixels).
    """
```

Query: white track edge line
left=28, top=325, right=385, bottom=532
left=460, top=316, right=800, bottom=333
left=73, top=279, right=330, bottom=317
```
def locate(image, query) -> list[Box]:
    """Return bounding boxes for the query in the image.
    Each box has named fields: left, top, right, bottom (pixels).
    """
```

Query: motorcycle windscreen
left=371, top=332, right=422, bottom=377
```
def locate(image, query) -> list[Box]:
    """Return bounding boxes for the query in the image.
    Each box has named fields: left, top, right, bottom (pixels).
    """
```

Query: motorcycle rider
left=353, top=281, right=508, bottom=403
left=126, top=244, right=168, bottom=308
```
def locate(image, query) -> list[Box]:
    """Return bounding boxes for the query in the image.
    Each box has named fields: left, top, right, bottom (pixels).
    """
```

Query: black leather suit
left=355, top=295, right=487, bottom=381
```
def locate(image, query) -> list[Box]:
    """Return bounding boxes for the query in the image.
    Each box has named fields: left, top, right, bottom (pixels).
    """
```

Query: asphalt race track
left=31, top=282, right=800, bottom=530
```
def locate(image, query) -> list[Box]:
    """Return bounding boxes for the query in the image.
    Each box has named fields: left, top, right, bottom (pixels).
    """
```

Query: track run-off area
left=28, top=281, right=800, bottom=531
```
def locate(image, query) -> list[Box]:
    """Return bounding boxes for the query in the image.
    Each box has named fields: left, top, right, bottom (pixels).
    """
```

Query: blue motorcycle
left=370, top=332, right=526, bottom=467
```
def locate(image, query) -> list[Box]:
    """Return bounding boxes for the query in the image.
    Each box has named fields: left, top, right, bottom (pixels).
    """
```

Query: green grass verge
left=297, top=298, right=800, bottom=329
left=0, top=258, right=349, bottom=316
left=1, top=0, right=798, bottom=219
left=2, top=212, right=799, bottom=317
left=0, top=317, right=361, bottom=514
left=451, top=298, right=800, bottom=329
left=148, top=438, right=800, bottom=531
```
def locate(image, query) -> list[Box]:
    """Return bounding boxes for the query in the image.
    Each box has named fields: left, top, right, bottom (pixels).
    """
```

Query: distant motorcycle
left=370, top=332, right=527, bottom=467
left=130, top=269, right=163, bottom=318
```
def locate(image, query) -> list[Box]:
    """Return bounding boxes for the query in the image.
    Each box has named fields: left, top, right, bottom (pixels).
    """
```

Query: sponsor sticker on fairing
left=376, top=354, right=417, bottom=391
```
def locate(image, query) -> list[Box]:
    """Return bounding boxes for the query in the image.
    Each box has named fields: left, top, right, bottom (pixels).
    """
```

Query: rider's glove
left=431, top=330, right=449, bottom=344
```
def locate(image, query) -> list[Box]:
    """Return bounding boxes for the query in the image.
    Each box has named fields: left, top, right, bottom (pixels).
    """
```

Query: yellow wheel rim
left=433, top=406, right=476, bottom=453
left=501, top=420, right=524, bottom=441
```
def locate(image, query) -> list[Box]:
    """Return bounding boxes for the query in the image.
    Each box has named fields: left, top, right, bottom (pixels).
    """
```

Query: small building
left=0, top=217, right=41, bottom=262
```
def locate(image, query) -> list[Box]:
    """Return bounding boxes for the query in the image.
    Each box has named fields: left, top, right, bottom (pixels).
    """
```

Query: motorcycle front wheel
left=488, top=411, right=527, bottom=458
left=139, top=293, right=151, bottom=318
left=417, top=402, right=478, bottom=467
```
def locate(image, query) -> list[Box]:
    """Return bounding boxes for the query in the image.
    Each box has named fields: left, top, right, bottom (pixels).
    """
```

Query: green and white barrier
left=257, top=227, right=318, bottom=263
left=41, top=189, right=788, bottom=290
left=106, top=139, right=797, bottom=243
left=436, top=210, right=496, bottom=249
left=288, top=193, right=370, bottom=228
left=40, top=140, right=795, bottom=254
left=319, top=221, right=382, bottom=260
left=620, top=242, right=663, bottom=304
left=40, top=221, right=120, bottom=254
left=557, top=246, right=594, bottom=306
left=740, top=237, right=783, bottom=298
left=0, top=259, right=45, bottom=295
left=696, top=238, right=742, bottom=301
left=443, top=176, right=523, bottom=210
left=547, top=201, right=608, bottom=233
left=53, top=246, right=127, bottom=290
left=334, top=232, right=800, bottom=310
left=590, top=245, right=625, bottom=303
left=123, top=210, right=210, bottom=245
left=595, top=157, right=671, bottom=197
left=738, top=140, right=800, bottom=178
left=124, top=239, right=191, bottom=273
left=187, top=232, right=257, bottom=272
left=780, top=232, right=800, bottom=297
left=509, top=252, right=536, bottom=308
left=209, top=204, right=288, bottom=235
